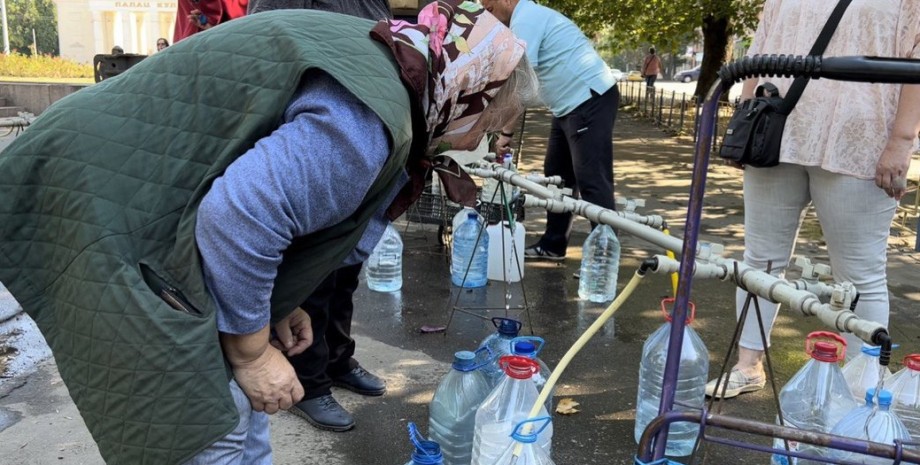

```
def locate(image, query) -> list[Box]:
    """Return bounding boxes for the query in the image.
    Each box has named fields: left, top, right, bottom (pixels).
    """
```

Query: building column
left=92, top=11, right=104, bottom=56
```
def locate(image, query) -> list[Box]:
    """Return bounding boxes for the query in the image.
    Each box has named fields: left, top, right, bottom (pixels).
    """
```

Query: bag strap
left=780, top=0, right=852, bottom=114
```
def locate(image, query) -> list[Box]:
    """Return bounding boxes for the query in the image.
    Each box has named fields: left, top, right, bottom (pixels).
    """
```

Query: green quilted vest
left=0, top=10, right=413, bottom=464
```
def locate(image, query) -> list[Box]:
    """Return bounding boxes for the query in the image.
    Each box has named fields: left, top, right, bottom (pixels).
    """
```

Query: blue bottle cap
left=512, top=341, right=536, bottom=357
left=862, top=346, right=882, bottom=357
left=877, top=389, right=893, bottom=407
left=452, top=351, right=477, bottom=372
left=495, top=318, right=522, bottom=336
left=411, top=441, right=443, bottom=464
left=467, top=212, right=478, bottom=220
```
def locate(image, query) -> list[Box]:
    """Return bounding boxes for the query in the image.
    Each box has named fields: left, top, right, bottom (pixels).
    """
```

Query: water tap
left=794, top=256, right=832, bottom=283
left=829, top=282, right=857, bottom=312
left=616, top=197, right=646, bottom=213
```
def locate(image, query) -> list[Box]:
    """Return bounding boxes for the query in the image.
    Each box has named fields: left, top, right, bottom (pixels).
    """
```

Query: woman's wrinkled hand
left=876, top=137, right=913, bottom=201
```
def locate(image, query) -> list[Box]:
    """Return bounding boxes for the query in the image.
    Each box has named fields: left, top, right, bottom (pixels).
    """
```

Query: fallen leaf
left=555, top=397, right=580, bottom=415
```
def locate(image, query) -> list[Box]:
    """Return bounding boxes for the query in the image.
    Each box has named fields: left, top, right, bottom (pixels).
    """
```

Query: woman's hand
left=875, top=136, right=913, bottom=201
left=494, top=133, right=513, bottom=157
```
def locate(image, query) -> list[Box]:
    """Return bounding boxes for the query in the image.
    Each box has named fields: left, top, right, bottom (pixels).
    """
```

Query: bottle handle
left=510, top=336, right=545, bottom=357
left=805, top=331, right=847, bottom=362
left=510, top=416, right=552, bottom=442
left=471, top=346, right=494, bottom=371
left=660, top=297, right=696, bottom=324
left=406, top=422, right=433, bottom=456
left=490, top=317, right=523, bottom=333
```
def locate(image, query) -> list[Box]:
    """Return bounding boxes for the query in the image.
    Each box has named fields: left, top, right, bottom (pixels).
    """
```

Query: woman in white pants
left=706, top=0, right=920, bottom=399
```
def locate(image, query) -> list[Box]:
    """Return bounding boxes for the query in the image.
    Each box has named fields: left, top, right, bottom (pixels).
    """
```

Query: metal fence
left=618, top=81, right=738, bottom=148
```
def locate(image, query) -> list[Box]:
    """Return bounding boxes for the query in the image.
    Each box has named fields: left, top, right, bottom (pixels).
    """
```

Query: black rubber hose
left=639, top=257, right=658, bottom=276
left=873, top=330, right=893, bottom=367
left=718, top=54, right=822, bottom=84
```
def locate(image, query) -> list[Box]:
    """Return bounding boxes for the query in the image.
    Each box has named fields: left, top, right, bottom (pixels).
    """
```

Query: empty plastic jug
left=828, top=388, right=911, bottom=465
left=510, top=336, right=554, bottom=413
left=495, top=417, right=556, bottom=465
left=405, top=423, right=444, bottom=465
left=842, top=345, right=893, bottom=402
left=634, top=300, right=709, bottom=457
left=429, top=349, right=493, bottom=465
left=771, top=332, right=858, bottom=465
left=451, top=212, right=489, bottom=288
left=479, top=318, right=523, bottom=389
left=578, top=224, right=620, bottom=303
left=471, top=356, right=553, bottom=465
left=486, top=221, right=526, bottom=283
left=365, top=223, right=403, bottom=292
left=887, top=354, right=920, bottom=437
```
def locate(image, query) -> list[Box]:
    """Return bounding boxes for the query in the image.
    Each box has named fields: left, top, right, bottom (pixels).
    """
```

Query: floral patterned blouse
left=748, top=0, right=920, bottom=179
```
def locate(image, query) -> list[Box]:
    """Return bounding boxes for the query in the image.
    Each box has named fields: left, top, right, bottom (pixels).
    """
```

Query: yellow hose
left=663, top=228, right=678, bottom=297
left=510, top=270, right=646, bottom=460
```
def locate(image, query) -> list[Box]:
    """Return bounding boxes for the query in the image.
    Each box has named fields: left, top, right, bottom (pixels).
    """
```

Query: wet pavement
left=1, top=106, right=920, bottom=464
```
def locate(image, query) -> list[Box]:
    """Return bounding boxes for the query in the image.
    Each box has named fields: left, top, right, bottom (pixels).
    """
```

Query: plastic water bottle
left=770, top=332, right=858, bottom=465
left=634, top=300, right=708, bottom=456
left=451, top=212, right=489, bottom=288
left=428, top=349, right=493, bottom=465
left=510, top=336, right=554, bottom=414
left=405, top=423, right=444, bottom=465
left=887, top=354, right=920, bottom=437
left=452, top=206, right=480, bottom=237
left=578, top=224, right=620, bottom=303
left=478, top=317, right=523, bottom=389
left=470, top=356, right=553, bottom=465
left=828, top=388, right=911, bottom=465
left=494, top=417, right=556, bottom=465
left=365, top=223, right=403, bottom=292
left=842, top=345, right=893, bottom=402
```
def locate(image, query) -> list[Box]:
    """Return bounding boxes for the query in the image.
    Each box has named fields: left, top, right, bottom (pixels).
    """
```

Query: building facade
left=54, top=0, right=177, bottom=63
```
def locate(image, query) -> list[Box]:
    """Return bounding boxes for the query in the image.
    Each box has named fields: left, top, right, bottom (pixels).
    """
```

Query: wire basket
left=406, top=188, right=525, bottom=226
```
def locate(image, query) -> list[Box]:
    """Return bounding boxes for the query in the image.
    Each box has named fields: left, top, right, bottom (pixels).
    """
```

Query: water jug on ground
left=365, top=223, right=403, bottom=292
left=429, top=349, right=493, bottom=465
left=842, top=345, right=892, bottom=401
left=510, top=336, right=554, bottom=413
left=578, top=224, right=620, bottom=303
left=634, top=299, right=708, bottom=457
left=887, top=354, right=920, bottom=438
left=486, top=221, right=525, bottom=282
left=828, top=388, right=911, bottom=465
left=470, top=356, right=553, bottom=465
left=494, top=417, right=556, bottom=465
left=451, top=212, right=489, bottom=288
left=479, top=317, right=523, bottom=389
left=770, top=332, right=858, bottom=465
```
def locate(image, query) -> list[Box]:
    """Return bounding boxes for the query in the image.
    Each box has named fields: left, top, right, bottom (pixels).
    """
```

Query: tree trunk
left=694, top=13, right=733, bottom=100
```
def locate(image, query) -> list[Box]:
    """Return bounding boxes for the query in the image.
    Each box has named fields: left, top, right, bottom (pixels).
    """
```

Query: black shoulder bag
left=719, top=0, right=851, bottom=167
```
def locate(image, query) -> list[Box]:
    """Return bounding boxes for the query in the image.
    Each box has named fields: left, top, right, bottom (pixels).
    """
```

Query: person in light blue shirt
left=485, top=0, right=619, bottom=260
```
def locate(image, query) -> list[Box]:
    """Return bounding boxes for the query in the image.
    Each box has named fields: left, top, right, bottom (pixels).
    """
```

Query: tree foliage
left=4, top=0, right=59, bottom=56
left=542, top=0, right=765, bottom=97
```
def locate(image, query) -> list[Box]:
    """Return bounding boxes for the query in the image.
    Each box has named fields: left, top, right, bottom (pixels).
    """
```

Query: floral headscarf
left=372, top=0, right=526, bottom=155
left=371, top=0, right=527, bottom=217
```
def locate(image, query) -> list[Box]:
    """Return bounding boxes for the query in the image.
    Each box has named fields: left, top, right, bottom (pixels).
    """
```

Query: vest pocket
left=139, top=262, right=203, bottom=317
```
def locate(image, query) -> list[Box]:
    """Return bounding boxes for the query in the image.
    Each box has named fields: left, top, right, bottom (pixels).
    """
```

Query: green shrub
left=0, top=53, right=93, bottom=79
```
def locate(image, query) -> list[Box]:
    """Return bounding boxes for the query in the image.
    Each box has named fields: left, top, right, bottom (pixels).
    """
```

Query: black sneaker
left=523, top=244, right=565, bottom=261
left=289, top=394, right=355, bottom=432
left=332, top=366, right=387, bottom=396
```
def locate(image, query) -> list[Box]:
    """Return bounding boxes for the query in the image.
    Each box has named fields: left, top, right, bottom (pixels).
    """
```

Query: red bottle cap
left=904, top=354, right=920, bottom=372
left=499, top=355, right=539, bottom=379
left=805, top=331, right=846, bottom=363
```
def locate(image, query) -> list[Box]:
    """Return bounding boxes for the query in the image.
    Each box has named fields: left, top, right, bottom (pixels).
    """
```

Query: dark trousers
left=287, top=262, right=363, bottom=399
left=645, top=75, right=657, bottom=88
left=538, top=85, right=619, bottom=254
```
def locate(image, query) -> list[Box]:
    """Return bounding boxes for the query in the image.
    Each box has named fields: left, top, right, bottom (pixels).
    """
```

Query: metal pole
left=1, top=0, right=10, bottom=55
left=651, top=80, right=725, bottom=460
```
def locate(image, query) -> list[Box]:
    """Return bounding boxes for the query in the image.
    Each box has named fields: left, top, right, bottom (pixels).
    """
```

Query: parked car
left=626, top=70, right=644, bottom=82
left=674, top=66, right=701, bottom=83
left=611, top=68, right=626, bottom=82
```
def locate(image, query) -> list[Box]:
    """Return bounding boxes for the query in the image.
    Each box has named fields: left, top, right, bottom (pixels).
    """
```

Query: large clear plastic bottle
left=510, top=336, right=554, bottom=414
left=770, top=332, right=859, bottom=465
left=577, top=224, right=620, bottom=303
left=471, top=356, right=553, bottom=465
left=428, top=350, right=493, bottom=465
left=405, top=423, right=445, bottom=465
left=842, top=345, right=892, bottom=402
left=365, top=223, right=403, bottom=292
left=494, top=418, right=556, bottom=465
left=887, top=354, right=920, bottom=437
left=478, top=317, right=523, bottom=389
left=828, top=388, right=911, bottom=465
left=634, top=300, right=708, bottom=456
left=451, top=212, right=489, bottom=288
left=452, top=206, right=480, bottom=238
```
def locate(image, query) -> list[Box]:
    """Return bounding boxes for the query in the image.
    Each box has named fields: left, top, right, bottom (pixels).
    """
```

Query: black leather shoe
left=332, top=366, right=387, bottom=396
left=289, top=394, right=355, bottom=432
